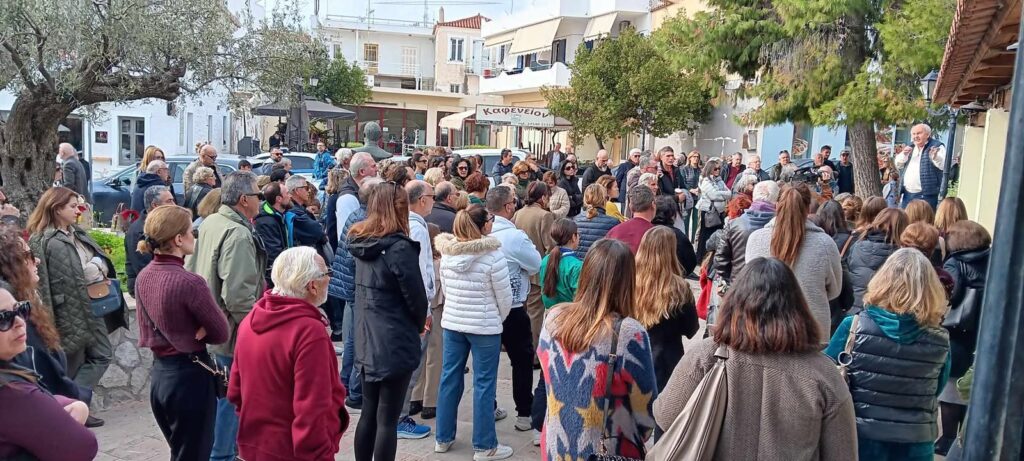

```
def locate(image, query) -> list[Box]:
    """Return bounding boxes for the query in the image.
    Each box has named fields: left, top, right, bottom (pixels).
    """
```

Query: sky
left=267, top=0, right=531, bottom=24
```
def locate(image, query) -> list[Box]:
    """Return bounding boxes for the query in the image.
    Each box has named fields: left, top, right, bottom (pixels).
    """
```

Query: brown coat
left=512, top=203, right=555, bottom=257
left=654, top=338, right=857, bottom=461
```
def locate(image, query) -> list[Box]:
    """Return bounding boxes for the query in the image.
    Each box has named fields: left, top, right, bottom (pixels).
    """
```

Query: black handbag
left=943, top=261, right=983, bottom=333
left=588, top=318, right=643, bottom=461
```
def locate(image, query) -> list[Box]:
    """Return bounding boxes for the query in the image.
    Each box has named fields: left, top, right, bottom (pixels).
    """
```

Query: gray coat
left=61, top=157, right=90, bottom=201
left=745, top=219, right=843, bottom=335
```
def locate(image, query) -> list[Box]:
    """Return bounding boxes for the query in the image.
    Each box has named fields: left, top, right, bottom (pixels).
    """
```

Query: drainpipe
left=939, top=110, right=958, bottom=198
left=962, top=23, right=1024, bottom=459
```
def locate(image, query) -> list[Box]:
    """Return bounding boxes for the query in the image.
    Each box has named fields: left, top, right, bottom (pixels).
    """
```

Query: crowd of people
left=0, top=122, right=989, bottom=461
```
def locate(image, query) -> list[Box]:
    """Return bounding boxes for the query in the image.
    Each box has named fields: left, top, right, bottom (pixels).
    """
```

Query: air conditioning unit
left=364, top=74, right=375, bottom=86
left=618, top=20, right=632, bottom=33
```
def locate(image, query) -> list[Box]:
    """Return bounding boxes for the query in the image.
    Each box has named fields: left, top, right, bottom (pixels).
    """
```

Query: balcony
left=480, top=62, right=571, bottom=95
left=356, top=59, right=434, bottom=80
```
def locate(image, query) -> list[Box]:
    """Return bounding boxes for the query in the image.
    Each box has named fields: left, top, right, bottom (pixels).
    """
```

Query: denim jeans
left=435, top=329, right=501, bottom=451
left=209, top=354, right=237, bottom=461
left=900, top=190, right=938, bottom=210
left=341, top=301, right=363, bottom=403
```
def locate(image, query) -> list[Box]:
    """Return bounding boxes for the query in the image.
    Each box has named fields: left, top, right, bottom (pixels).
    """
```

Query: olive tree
left=0, top=0, right=326, bottom=211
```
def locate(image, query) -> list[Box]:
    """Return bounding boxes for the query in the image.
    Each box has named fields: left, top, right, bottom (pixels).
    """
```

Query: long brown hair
left=138, top=206, right=193, bottom=254
left=855, top=196, right=887, bottom=231
left=543, top=218, right=578, bottom=298
left=713, top=257, right=821, bottom=353
left=550, top=239, right=635, bottom=353
left=350, top=182, right=411, bottom=238
left=904, top=199, right=934, bottom=225
left=865, top=208, right=908, bottom=245
left=935, top=197, right=968, bottom=235
left=583, top=184, right=607, bottom=219
left=770, top=183, right=811, bottom=267
left=26, top=187, right=79, bottom=234
left=0, top=226, right=61, bottom=351
left=634, top=227, right=693, bottom=329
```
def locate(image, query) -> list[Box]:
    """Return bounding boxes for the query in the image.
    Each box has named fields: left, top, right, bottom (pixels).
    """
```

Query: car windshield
left=98, top=166, right=137, bottom=181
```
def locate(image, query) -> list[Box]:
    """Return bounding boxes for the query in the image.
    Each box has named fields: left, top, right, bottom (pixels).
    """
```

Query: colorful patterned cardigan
left=537, top=308, right=658, bottom=461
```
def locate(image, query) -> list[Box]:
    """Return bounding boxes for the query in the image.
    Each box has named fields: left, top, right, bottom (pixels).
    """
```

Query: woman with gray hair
left=695, top=159, right=732, bottom=257
left=184, top=166, right=216, bottom=217
left=228, top=246, right=349, bottom=461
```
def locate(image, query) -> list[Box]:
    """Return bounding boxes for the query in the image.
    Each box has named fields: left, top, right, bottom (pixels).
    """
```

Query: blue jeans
left=900, top=190, right=938, bottom=210
left=341, top=301, right=363, bottom=403
left=209, top=354, right=237, bottom=461
left=435, top=329, right=501, bottom=451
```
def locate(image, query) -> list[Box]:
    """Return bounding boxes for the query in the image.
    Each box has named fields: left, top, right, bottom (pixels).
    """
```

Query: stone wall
left=94, top=297, right=153, bottom=410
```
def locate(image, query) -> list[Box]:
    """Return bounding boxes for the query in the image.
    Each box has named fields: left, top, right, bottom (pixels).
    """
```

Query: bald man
left=183, top=144, right=223, bottom=192
left=895, top=123, right=946, bottom=209
left=58, top=143, right=91, bottom=202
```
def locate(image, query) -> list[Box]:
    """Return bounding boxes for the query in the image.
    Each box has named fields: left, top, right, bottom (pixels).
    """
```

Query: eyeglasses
left=0, top=301, right=31, bottom=332
left=244, top=192, right=265, bottom=201
left=204, top=154, right=218, bottom=160
left=319, top=268, right=334, bottom=278
left=486, top=214, right=495, bottom=222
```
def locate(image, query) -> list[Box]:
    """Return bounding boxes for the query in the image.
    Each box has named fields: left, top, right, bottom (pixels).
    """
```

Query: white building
left=0, top=0, right=266, bottom=177
left=479, top=0, right=653, bottom=159
left=304, top=5, right=502, bottom=152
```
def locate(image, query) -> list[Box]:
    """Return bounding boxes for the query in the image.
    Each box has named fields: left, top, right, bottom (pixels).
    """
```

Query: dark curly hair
left=0, top=225, right=61, bottom=351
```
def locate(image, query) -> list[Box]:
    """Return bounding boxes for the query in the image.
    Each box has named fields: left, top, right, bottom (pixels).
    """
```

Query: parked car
left=249, top=151, right=317, bottom=176
left=451, top=148, right=528, bottom=176
left=91, top=155, right=246, bottom=223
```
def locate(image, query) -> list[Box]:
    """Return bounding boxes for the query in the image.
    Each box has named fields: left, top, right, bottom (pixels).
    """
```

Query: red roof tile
left=435, top=14, right=489, bottom=30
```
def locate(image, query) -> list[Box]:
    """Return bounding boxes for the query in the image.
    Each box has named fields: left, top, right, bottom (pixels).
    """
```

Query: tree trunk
left=848, top=121, right=882, bottom=197
left=0, top=89, right=75, bottom=216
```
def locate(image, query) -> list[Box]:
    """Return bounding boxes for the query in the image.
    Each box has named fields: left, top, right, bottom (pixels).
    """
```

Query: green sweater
left=538, top=248, right=583, bottom=308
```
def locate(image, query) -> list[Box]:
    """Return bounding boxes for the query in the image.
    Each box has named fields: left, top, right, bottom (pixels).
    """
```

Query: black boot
left=409, top=400, right=423, bottom=416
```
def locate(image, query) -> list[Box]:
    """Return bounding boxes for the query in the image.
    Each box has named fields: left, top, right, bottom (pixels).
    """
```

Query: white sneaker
left=514, top=416, right=531, bottom=431
left=435, top=440, right=454, bottom=453
left=532, top=429, right=541, bottom=446
left=474, top=444, right=514, bottom=461
left=493, top=407, right=507, bottom=421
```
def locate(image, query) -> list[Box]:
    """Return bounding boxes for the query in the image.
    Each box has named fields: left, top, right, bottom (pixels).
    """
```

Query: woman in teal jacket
left=539, top=218, right=583, bottom=309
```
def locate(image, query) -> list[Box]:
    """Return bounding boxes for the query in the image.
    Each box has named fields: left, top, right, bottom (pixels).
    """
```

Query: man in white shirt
left=895, top=123, right=946, bottom=209
left=335, top=152, right=378, bottom=242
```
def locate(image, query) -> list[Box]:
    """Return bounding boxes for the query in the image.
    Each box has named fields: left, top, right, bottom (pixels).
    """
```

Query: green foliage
left=311, top=58, right=371, bottom=106
left=654, top=0, right=955, bottom=127
left=543, top=28, right=712, bottom=146
left=88, top=230, right=127, bottom=292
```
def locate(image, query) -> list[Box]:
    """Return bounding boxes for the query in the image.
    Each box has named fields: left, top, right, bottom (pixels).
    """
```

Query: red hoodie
left=228, top=290, right=349, bottom=461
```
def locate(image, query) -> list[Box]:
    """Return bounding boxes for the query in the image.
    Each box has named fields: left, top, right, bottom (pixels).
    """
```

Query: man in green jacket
left=186, top=170, right=267, bottom=461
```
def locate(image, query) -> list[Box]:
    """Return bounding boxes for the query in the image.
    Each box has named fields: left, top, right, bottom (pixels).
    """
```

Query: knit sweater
left=745, top=220, right=843, bottom=336
left=136, top=254, right=230, bottom=356
left=654, top=338, right=857, bottom=461
left=538, top=309, right=657, bottom=461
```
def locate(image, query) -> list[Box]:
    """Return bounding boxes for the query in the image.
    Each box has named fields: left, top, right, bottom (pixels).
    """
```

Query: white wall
left=324, top=29, right=435, bottom=79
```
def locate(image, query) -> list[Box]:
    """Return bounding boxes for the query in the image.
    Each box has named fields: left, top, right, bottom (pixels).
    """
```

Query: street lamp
left=920, top=70, right=939, bottom=103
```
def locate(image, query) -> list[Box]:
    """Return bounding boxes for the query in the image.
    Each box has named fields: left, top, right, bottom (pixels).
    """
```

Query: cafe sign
left=475, top=104, right=555, bottom=128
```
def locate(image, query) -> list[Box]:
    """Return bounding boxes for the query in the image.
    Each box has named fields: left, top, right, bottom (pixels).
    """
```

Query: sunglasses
left=458, top=166, right=469, bottom=171
left=0, top=301, right=31, bottom=332
left=564, top=166, right=577, bottom=171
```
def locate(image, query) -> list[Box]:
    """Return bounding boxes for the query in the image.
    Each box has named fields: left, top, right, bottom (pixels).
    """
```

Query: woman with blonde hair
left=573, top=184, right=619, bottom=258
left=934, top=197, right=968, bottom=236
left=595, top=175, right=625, bottom=222
left=511, top=161, right=532, bottom=199
left=634, top=227, right=697, bottom=391
left=827, top=248, right=950, bottom=460
left=135, top=205, right=229, bottom=460
left=192, top=188, right=222, bottom=234
left=905, top=199, right=935, bottom=225
left=434, top=205, right=515, bottom=459
left=423, top=167, right=445, bottom=186
left=538, top=238, right=656, bottom=460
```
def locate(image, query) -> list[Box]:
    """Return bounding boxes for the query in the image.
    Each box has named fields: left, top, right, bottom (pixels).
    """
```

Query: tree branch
left=22, top=14, right=55, bottom=91
left=74, top=65, right=186, bottom=105
left=0, top=42, right=37, bottom=91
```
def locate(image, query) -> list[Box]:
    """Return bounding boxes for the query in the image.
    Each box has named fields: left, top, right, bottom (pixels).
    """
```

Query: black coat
left=350, top=233, right=429, bottom=381
left=12, top=322, right=87, bottom=402
left=184, top=183, right=213, bottom=217
left=558, top=176, right=583, bottom=218
left=943, top=247, right=990, bottom=377
left=324, top=177, right=360, bottom=251
left=845, top=230, right=900, bottom=313
left=614, top=161, right=636, bottom=203
left=124, top=212, right=152, bottom=296
left=130, top=173, right=166, bottom=213
left=657, top=223, right=698, bottom=276
left=580, top=165, right=612, bottom=192
left=426, top=202, right=457, bottom=234
left=647, top=303, right=699, bottom=391
left=253, top=205, right=287, bottom=285
left=657, top=166, right=685, bottom=197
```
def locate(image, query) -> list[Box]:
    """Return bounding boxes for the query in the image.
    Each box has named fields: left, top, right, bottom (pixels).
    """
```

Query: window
left=363, top=43, right=379, bottom=67
left=178, top=114, right=185, bottom=146
left=118, top=117, right=145, bottom=164
left=401, top=46, right=418, bottom=76
left=332, top=43, right=342, bottom=59
left=498, top=44, right=508, bottom=66
left=222, top=116, right=228, bottom=147
left=450, top=83, right=461, bottom=94
left=207, top=115, right=213, bottom=144
left=449, top=37, right=465, bottom=62
left=552, top=39, right=566, bottom=64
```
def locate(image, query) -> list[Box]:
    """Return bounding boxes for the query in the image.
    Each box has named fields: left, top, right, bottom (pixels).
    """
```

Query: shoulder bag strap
left=840, top=235, right=855, bottom=258
left=136, top=297, right=170, bottom=344
left=598, top=317, right=624, bottom=455
left=838, top=314, right=859, bottom=377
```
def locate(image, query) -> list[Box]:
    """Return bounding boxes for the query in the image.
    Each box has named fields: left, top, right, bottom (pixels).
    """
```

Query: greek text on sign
left=476, top=104, right=555, bottom=128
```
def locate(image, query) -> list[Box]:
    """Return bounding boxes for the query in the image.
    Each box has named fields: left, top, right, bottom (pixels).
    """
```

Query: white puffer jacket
left=435, top=233, right=513, bottom=335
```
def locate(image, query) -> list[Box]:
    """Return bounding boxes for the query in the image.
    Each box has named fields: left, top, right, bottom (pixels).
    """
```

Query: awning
left=484, top=31, right=515, bottom=48
left=509, top=18, right=562, bottom=55
left=439, top=110, right=474, bottom=130
left=933, top=0, right=1022, bottom=106
left=584, top=13, right=618, bottom=40
left=252, top=100, right=355, bottom=120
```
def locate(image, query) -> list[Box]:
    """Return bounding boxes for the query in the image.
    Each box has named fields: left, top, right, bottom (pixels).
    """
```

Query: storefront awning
left=439, top=110, right=475, bottom=130
left=583, top=13, right=618, bottom=40
left=509, top=18, right=562, bottom=55
left=484, top=31, right=515, bottom=48
left=933, top=0, right=1021, bottom=106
